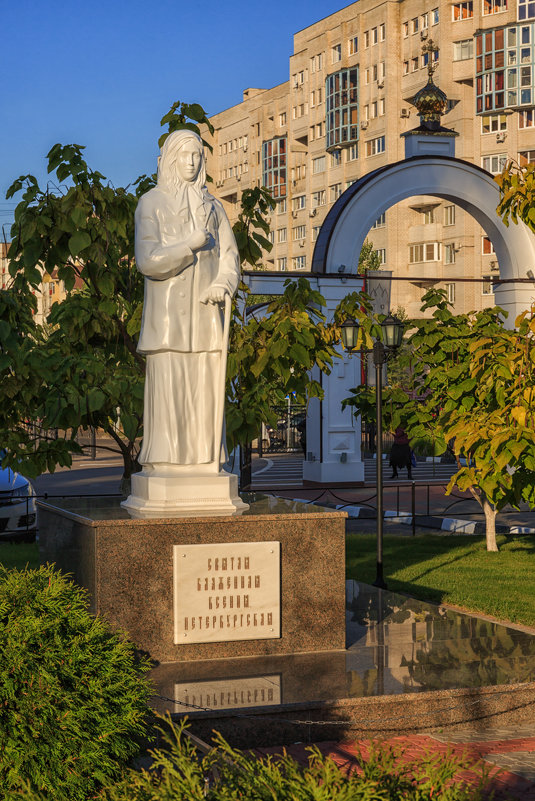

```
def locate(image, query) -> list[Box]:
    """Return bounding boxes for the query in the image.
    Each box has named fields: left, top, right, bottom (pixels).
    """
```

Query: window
left=452, top=1, right=474, bottom=19
left=403, top=21, right=409, bottom=36
left=519, top=107, right=535, bottom=126
left=364, top=30, right=370, bottom=47
left=482, top=153, right=507, bottom=173
left=371, top=101, right=378, bottom=118
left=483, top=0, right=507, bottom=13
left=422, top=209, right=435, bottom=224
left=292, top=164, right=306, bottom=181
left=262, top=137, right=287, bottom=198
left=380, top=23, right=386, bottom=40
left=446, top=283, right=456, bottom=303
left=347, top=143, right=359, bottom=161
left=372, top=27, right=378, bottom=45
left=412, top=56, right=419, bottom=71
left=268, top=231, right=275, bottom=245
left=277, top=228, right=287, bottom=243
left=346, top=178, right=358, bottom=188
left=374, top=248, right=386, bottom=264
left=292, top=195, right=306, bottom=211
left=292, top=255, right=307, bottom=270
left=373, top=64, right=378, bottom=82
left=372, top=212, right=386, bottom=227
left=482, top=113, right=507, bottom=131
left=482, top=275, right=494, bottom=294
left=312, top=189, right=326, bottom=207
left=482, top=235, right=496, bottom=254
left=310, top=53, right=323, bottom=72
left=444, top=205, right=456, bottom=226
left=519, top=149, right=535, bottom=165
left=330, top=150, right=342, bottom=166
left=278, top=198, right=287, bottom=213
left=412, top=17, right=419, bottom=33
left=365, top=69, right=371, bottom=84
left=403, top=60, right=410, bottom=75
left=277, top=258, right=287, bottom=271
left=379, top=98, right=386, bottom=116
left=445, top=244, right=456, bottom=264
left=409, top=242, right=441, bottom=262
left=475, top=28, right=507, bottom=112
left=453, top=39, right=474, bottom=60
left=349, top=35, right=358, bottom=55
left=325, top=68, right=359, bottom=149
left=293, top=225, right=307, bottom=240
left=330, top=183, right=342, bottom=201
left=432, top=7, right=440, bottom=23
left=312, top=225, right=321, bottom=241
left=366, top=136, right=386, bottom=156
left=518, top=0, right=535, bottom=19
left=312, top=155, right=326, bottom=173
left=332, top=43, right=342, bottom=62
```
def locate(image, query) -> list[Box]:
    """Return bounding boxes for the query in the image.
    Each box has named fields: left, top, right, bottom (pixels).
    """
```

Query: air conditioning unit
left=420, top=31, right=428, bottom=40
left=496, top=132, right=507, bottom=143
left=400, top=108, right=410, bottom=118
left=292, top=211, right=298, bottom=219
left=243, top=145, right=247, bottom=152
left=377, top=81, right=384, bottom=89
left=360, top=120, right=369, bottom=129
left=309, top=209, right=317, bottom=217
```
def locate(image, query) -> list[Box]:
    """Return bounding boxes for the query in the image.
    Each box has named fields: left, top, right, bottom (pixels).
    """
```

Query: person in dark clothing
left=389, top=426, right=412, bottom=479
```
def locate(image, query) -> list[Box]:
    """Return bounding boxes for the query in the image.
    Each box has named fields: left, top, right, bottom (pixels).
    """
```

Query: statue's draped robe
left=135, top=187, right=240, bottom=466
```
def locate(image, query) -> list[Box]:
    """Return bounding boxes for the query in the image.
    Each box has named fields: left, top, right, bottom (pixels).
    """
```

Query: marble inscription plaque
left=174, top=674, right=282, bottom=712
left=173, top=541, right=281, bottom=644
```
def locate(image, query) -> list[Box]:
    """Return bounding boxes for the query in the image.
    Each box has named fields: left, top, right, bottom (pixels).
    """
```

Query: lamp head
left=340, top=317, right=360, bottom=352
left=381, top=314, right=404, bottom=349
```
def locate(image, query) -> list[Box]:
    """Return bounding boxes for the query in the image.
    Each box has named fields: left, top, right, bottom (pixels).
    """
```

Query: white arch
left=315, top=156, right=535, bottom=325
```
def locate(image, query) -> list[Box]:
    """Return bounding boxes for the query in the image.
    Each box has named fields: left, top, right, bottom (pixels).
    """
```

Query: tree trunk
left=482, top=495, right=499, bottom=552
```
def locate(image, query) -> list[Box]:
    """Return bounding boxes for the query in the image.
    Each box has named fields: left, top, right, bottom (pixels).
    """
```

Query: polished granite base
left=37, top=494, right=346, bottom=662
left=151, top=581, right=535, bottom=746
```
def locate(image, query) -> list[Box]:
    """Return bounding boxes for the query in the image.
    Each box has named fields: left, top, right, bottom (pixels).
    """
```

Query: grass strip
left=0, top=541, right=39, bottom=570
left=347, top=533, right=535, bottom=628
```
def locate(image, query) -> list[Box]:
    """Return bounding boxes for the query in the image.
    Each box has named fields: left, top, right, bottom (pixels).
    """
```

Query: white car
left=0, top=458, right=37, bottom=541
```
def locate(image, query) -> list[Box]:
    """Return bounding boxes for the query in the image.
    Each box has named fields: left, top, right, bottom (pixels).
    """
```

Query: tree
left=495, top=158, right=535, bottom=233
left=343, top=289, right=535, bottom=551
left=357, top=238, right=382, bottom=275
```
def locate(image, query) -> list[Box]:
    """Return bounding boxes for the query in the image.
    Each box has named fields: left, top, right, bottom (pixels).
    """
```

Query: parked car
left=0, top=452, right=37, bottom=541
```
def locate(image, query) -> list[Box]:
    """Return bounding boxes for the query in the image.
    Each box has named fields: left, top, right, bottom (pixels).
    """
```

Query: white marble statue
left=122, top=130, right=247, bottom=516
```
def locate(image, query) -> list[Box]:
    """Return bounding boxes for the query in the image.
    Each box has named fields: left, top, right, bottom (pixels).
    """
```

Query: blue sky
left=1, top=0, right=349, bottom=234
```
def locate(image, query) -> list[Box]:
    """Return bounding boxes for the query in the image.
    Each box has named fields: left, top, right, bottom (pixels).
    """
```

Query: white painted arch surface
left=316, top=156, right=535, bottom=324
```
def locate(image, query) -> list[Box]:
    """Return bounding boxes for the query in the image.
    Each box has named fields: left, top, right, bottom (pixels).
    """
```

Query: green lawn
left=347, top=533, right=535, bottom=628
left=0, top=542, right=39, bottom=570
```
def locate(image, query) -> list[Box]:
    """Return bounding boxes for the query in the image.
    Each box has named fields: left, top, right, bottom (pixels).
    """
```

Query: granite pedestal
left=37, top=494, right=347, bottom=663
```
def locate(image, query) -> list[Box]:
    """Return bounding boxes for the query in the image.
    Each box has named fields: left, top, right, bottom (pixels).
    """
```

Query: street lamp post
left=341, top=314, right=404, bottom=590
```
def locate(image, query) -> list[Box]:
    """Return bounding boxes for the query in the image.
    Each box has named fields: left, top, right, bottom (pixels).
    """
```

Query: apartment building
left=1, top=243, right=66, bottom=325
left=206, top=0, right=535, bottom=317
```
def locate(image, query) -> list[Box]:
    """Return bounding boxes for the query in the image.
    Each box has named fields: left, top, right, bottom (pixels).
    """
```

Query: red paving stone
left=254, top=734, right=535, bottom=800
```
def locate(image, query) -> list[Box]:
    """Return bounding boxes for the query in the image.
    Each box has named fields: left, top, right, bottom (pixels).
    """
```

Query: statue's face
left=176, top=143, right=202, bottom=182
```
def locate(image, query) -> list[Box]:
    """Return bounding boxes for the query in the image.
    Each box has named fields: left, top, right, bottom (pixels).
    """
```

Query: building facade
left=206, top=0, right=535, bottom=317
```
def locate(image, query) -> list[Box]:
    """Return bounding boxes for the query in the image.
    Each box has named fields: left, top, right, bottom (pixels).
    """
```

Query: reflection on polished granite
left=36, top=492, right=339, bottom=524
left=152, top=580, right=535, bottom=717
left=345, top=581, right=535, bottom=697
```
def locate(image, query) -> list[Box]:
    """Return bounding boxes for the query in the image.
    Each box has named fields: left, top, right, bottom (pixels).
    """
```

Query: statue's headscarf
left=157, top=130, right=214, bottom=228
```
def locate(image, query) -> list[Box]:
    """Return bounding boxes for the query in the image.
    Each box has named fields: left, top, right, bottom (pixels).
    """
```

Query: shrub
left=0, top=564, right=152, bottom=801
left=101, top=717, right=491, bottom=800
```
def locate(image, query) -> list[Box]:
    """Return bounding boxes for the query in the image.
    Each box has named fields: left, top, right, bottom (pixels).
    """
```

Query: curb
left=287, top=497, right=533, bottom=535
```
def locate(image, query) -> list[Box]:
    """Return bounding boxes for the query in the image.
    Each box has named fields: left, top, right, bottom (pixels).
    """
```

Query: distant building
left=206, top=0, right=535, bottom=316
left=1, top=243, right=67, bottom=325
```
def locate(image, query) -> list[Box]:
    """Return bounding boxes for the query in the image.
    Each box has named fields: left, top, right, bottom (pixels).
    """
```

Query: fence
left=259, top=402, right=306, bottom=456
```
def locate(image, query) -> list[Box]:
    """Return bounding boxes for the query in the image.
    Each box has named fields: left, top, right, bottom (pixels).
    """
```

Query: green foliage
left=357, top=238, right=382, bottom=275
left=0, top=564, right=151, bottom=801
left=344, top=289, right=535, bottom=550
left=232, top=186, right=275, bottom=269
left=226, top=283, right=378, bottom=451
left=495, top=158, right=535, bottom=233
left=99, top=716, right=489, bottom=800
left=158, top=101, right=215, bottom=151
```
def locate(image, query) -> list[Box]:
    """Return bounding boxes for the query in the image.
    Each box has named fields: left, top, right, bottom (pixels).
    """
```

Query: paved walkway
left=256, top=728, right=535, bottom=799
